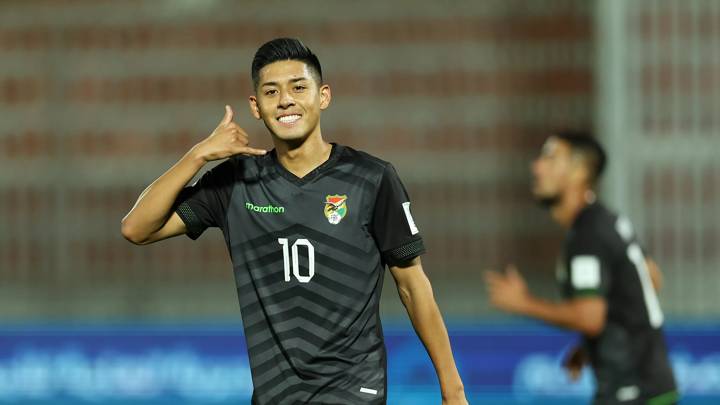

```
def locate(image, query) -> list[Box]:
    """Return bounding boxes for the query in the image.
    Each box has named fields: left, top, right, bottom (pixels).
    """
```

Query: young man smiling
left=121, top=38, right=467, bottom=405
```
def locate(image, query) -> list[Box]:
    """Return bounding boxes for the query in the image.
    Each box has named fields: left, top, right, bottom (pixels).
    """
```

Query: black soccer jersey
left=174, top=143, right=425, bottom=404
left=559, top=202, right=678, bottom=404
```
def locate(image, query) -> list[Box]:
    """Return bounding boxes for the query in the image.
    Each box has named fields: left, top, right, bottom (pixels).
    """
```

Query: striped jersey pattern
left=175, top=144, right=425, bottom=404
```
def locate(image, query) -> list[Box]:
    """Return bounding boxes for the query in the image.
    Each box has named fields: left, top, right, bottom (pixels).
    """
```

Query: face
left=531, top=136, right=574, bottom=206
left=249, top=60, right=331, bottom=142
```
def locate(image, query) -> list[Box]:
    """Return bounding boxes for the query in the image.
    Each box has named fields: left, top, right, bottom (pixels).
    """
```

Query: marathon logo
left=245, top=202, right=285, bottom=214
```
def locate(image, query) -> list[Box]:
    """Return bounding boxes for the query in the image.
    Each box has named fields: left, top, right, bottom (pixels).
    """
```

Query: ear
left=319, top=84, right=332, bottom=110
left=248, top=95, right=261, bottom=120
left=569, top=157, right=591, bottom=185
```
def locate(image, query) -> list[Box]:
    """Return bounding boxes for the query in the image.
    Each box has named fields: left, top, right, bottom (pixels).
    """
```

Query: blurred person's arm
left=121, top=106, right=265, bottom=245
left=485, top=266, right=607, bottom=337
left=563, top=343, right=588, bottom=381
left=390, top=257, right=467, bottom=405
left=646, top=257, right=663, bottom=291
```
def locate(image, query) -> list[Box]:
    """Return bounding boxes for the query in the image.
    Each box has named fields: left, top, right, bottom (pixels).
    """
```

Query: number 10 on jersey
left=277, top=238, right=315, bottom=283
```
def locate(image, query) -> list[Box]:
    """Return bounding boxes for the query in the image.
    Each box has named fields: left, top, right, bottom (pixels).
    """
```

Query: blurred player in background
left=484, top=131, right=678, bottom=405
left=121, top=37, right=467, bottom=405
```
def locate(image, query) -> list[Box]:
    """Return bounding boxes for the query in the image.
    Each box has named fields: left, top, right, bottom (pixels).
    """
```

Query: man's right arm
left=120, top=105, right=266, bottom=245
left=485, top=265, right=608, bottom=337
left=120, top=151, right=205, bottom=245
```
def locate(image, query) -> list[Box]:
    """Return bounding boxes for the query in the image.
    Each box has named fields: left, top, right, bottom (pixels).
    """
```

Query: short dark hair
left=251, top=38, right=322, bottom=89
left=554, top=130, right=607, bottom=184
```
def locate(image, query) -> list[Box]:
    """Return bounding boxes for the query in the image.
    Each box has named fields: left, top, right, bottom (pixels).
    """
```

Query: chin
left=266, top=122, right=306, bottom=140
left=271, top=130, right=312, bottom=146
left=275, top=131, right=309, bottom=141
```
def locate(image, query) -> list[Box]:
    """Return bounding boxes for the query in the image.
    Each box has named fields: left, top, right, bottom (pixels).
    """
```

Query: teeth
left=278, top=115, right=301, bottom=123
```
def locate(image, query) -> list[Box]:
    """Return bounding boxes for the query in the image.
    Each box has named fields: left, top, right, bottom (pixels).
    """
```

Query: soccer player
left=484, top=132, right=678, bottom=405
left=121, top=38, right=467, bottom=405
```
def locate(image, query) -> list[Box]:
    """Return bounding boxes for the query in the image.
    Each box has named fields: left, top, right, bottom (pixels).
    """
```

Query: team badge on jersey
left=324, top=195, right=348, bottom=225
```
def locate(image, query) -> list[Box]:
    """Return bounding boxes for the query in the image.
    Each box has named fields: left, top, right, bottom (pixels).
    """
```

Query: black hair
left=554, top=130, right=607, bottom=185
left=251, top=38, right=322, bottom=89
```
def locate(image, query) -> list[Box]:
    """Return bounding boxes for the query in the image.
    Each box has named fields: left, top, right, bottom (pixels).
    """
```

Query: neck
left=272, top=128, right=332, bottom=178
left=550, top=186, right=596, bottom=229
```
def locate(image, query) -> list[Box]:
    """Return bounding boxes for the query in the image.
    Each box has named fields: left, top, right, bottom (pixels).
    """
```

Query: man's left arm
left=390, top=257, right=467, bottom=405
left=646, top=256, right=663, bottom=291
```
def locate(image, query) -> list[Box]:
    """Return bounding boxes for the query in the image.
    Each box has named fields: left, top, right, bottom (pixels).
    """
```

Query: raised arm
left=390, top=257, right=467, bottom=405
left=121, top=105, right=265, bottom=245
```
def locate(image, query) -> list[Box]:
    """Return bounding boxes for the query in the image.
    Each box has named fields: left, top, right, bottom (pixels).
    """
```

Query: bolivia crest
left=324, top=194, right=348, bottom=225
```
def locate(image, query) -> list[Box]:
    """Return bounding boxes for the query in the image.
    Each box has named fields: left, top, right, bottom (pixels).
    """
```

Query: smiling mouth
left=277, top=114, right=302, bottom=125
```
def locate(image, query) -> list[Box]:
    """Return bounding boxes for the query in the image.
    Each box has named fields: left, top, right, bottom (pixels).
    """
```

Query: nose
left=531, top=158, right=540, bottom=175
left=278, top=89, right=295, bottom=109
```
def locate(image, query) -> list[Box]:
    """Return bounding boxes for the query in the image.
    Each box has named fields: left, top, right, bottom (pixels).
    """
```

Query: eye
left=294, top=85, right=306, bottom=92
left=264, top=89, right=277, bottom=96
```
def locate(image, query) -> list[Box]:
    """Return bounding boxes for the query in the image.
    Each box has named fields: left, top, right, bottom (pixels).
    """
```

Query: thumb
left=220, top=105, right=234, bottom=126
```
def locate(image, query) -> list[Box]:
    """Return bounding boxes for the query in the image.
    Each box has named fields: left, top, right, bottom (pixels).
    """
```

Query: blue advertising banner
left=0, top=321, right=717, bottom=404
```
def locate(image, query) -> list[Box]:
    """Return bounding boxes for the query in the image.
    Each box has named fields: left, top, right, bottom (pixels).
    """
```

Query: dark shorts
left=590, top=326, right=678, bottom=405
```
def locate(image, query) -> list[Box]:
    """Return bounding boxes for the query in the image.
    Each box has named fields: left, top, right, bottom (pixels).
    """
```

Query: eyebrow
left=261, top=77, right=309, bottom=88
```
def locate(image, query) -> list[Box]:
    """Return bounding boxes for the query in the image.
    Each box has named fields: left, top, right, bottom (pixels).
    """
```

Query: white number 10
left=277, top=238, right=315, bottom=283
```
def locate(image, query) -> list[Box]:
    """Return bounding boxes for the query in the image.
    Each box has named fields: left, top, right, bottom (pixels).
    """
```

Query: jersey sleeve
left=370, top=163, right=426, bottom=267
left=563, top=232, right=612, bottom=298
left=173, top=158, right=236, bottom=240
